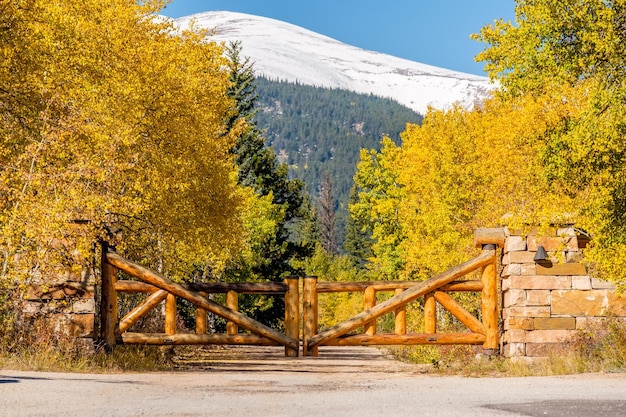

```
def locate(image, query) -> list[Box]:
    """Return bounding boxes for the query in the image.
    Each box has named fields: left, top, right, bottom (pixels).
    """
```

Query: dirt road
left=2, top=346, right=626, bottom=417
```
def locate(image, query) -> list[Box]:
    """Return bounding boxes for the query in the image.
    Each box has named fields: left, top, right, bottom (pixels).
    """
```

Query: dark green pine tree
left=343, top=185, right=373, bottom=266
left=224, top=41, right=312, bottom=281
left=224, top=41, right=269, bottom=190
left=294, top=193, right=320, bottom=250
left=221, top=41, right=315, bottom=328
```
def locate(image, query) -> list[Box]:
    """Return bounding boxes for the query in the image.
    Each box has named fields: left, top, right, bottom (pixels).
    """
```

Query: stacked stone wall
left=501, top=227, right=626, bottom=358
left=19, top=267, right=96, bottom=345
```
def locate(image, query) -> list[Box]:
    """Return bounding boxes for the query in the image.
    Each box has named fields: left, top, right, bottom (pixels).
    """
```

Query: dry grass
left=2, top=315, right=626, bottom=376
left=392, top=319, right=626, bottom=377
left=0, top=319, right=174, bottom=373
left=0, top=340, right=176, bottom=373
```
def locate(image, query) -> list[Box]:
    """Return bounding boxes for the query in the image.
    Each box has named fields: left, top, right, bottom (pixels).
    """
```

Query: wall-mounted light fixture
left=533, top=245, right=549, bottom=262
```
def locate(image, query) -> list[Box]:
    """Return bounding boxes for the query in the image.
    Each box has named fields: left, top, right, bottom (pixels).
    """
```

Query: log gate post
left=424, top=292, right=436, bottom=334
left=226, top=290, right=239, bottom=335
left=363, top=286, right=376, bottom=335
left=474, top=228, right=505, bottom=354
left=165, top=294, right=177, bottom=335
left=284, top=276, right=300, bottom=357
left=394, top=288, right=406, bottom=335
left=481, top=244, right=498, bottom=353
left=195, top=292, right=208, bottom=334
left=100, top=242, right=118, bottom=351
left=302, top=276, right=318, bottom=356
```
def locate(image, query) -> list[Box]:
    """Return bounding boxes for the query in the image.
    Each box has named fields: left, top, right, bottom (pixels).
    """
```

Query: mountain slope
left=254, top=78, right=422, bottom=198
left=253, top=78, right=423, bottom=245
left=174, top=11, right=495, bottom=115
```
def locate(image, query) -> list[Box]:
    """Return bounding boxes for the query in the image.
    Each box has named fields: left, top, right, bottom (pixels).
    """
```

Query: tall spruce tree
left=343, top=185, right=373, bottom=265
left=224, top=41, right=311, bottom=282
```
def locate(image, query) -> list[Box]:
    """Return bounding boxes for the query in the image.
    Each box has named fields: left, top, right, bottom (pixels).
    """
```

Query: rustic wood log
left=473, top=227, right=505, bottom=248
left=433, top=291, right=485, bottom=335
left=363, top=286, right=377, bottom=336
left=226, top=290, right=239, bottom=336
left=195, top=292, right=207, bottom=335
left=443, top=281, right=483, bottom=292
left=306, top=250, right=495, bottom=351
left=324, top=333, right=486, bottom=346
left=315, top=280, right=483, bottom=293
left=116, top=280, right=289, bottom=295
left=284, top=276, right=300, bottom=357
left=302, top=276, right=319, bottom=356
left=105, top=250, right=298, bottom=350
left=394, top=288, right=406, bottom=335
left=481, top=250, right=499, bottom=350
left=121, top=332, right=282, bottom=346
left=115, top=280, right=160, bottom=293
left=101, top=243, right=118, bottom=350
left=424, top=292, right=436, bottom=334
left=117, top=289, right=168, bottom=334
left=165, top=293, right=177, bottom=335
left=186, top=282, right=288, bottom=294
left=316, top=281, right=408, bottom=292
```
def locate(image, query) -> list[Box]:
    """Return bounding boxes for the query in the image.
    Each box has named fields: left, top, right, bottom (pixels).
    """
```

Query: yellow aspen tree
left=396, top=95, right=581, bottom=280
left=0, top=0, right=245, bottom=288
left=351, top=137, right=406, bottom=278
left=397, top=106, right=483, bottom=279
left=474, top=0, right=626, bottom=287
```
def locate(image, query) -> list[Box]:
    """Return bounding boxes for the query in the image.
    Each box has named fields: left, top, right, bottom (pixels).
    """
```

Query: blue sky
left=161, top=1, right=517, bottom=76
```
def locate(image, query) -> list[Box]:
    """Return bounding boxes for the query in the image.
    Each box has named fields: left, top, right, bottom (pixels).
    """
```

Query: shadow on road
left=0, top=379, right=19, bottom=384
left=485, top=399, right=626, bottom=417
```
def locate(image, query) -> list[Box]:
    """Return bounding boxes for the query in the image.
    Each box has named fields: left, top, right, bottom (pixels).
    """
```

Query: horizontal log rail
left=315, top=280, right=483, bottom=293
left=100, top=246, right=299, bottom=355
left=121, top=333, right=283, bottom=346
left=114, top=280, right=290, bottom=295
left=187, top=282, right=288, bottom=294
left=324, top=333, right=487, bottom=346
left=304, top=247, right=499, bottom=355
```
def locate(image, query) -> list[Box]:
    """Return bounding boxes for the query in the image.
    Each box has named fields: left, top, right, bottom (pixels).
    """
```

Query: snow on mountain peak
left=174, top=11, right=495, bottom=115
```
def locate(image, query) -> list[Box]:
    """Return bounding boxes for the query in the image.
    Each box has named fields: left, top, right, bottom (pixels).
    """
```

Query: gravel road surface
left=2, top=346, right=625, bottom=417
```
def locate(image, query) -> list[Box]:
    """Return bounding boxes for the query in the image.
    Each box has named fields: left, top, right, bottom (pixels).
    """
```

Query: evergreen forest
left=254, top=78, right=423, bottom=245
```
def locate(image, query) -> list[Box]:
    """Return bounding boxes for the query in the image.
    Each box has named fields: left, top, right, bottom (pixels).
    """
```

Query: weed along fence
left=302, top=228, right=502, bottom=356
left=100, top=244, right=300, bottom=357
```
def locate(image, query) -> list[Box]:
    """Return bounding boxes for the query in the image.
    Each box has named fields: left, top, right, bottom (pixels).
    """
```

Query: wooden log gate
left=99, top=229, right=503, bottom=357
left=100, top=244, right=300, bottom=356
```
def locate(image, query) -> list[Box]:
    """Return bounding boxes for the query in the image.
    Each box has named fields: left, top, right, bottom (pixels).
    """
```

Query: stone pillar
left=21, top=266, right=96, bottom=349
left=501, top=226, right=625, bottom=358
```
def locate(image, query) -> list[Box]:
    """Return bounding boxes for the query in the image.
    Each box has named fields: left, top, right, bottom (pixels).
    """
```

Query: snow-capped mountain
left=174, top=11, right=495, bottom=115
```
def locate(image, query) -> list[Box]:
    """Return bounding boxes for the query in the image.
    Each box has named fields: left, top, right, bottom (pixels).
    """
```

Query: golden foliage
left=353, top=95, right=580, bottom=280
left=0, top=1, right=246, bottom=284
left=349, top=0, right=626, bottom=288
left=351, top=137, right=406, bottom=278
left=474, top=0, right=626, bottom=288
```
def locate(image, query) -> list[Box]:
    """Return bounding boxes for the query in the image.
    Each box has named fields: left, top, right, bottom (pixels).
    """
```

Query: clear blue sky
left=161, top=1, right=517, bottom=76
